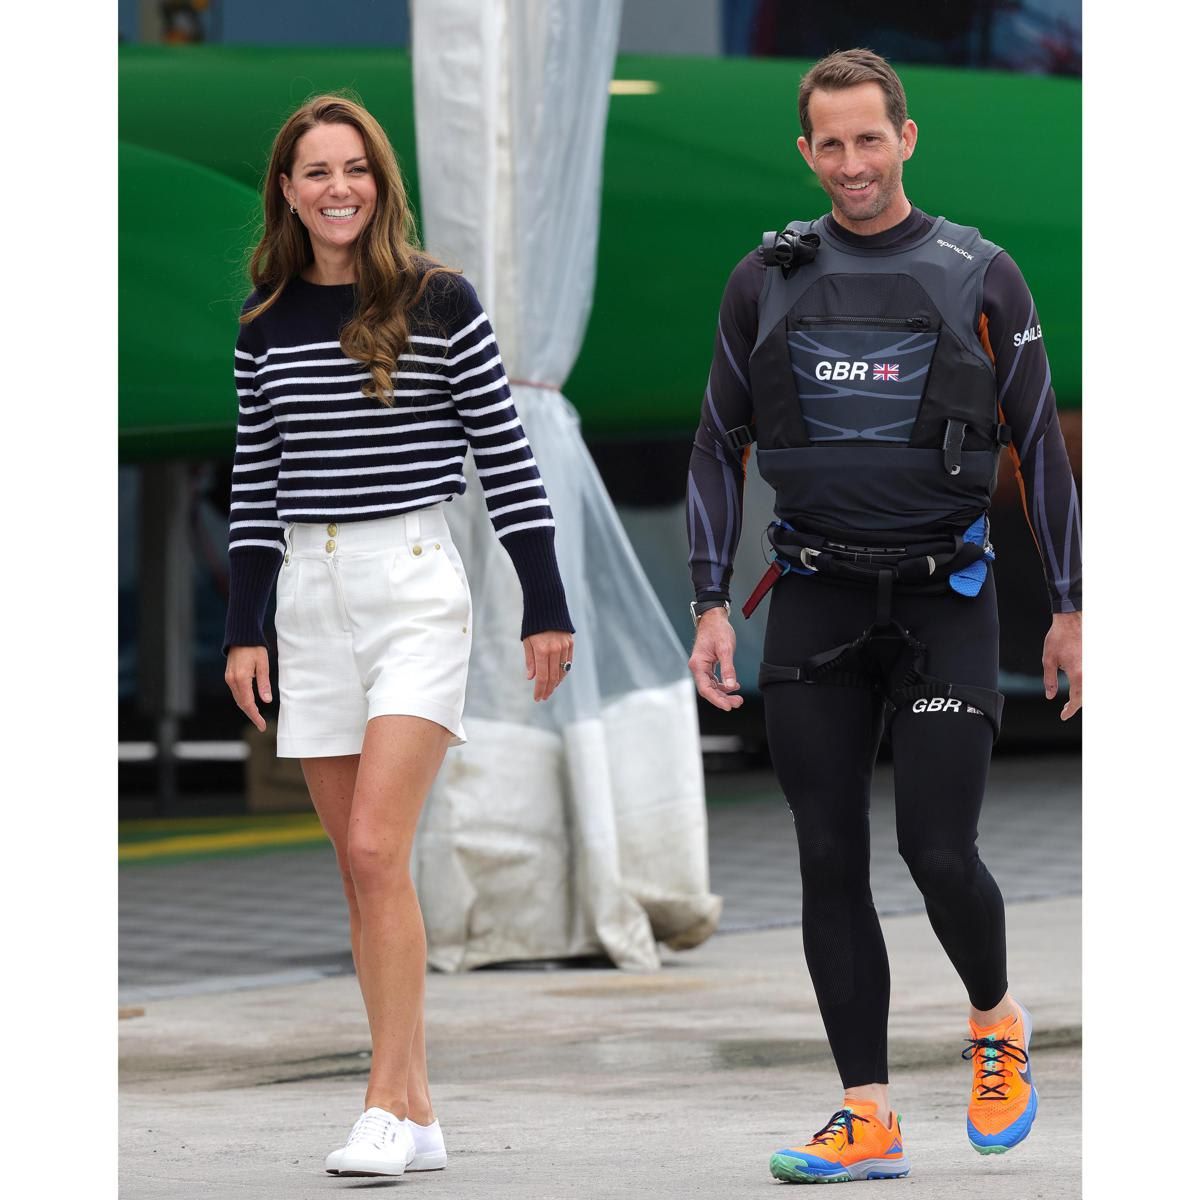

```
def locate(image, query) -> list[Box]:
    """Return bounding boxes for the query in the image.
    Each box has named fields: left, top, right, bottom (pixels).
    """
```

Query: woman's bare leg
left=346, top=714, right=450, bottom=1118
left=301, top=755, right=362, bottom=965
left=301, top=718, right=448, bottom=1120
left=407, top=1008, right=434, bottom=1124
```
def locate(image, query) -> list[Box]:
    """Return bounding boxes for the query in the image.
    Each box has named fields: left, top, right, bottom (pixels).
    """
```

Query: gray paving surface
left=706, top=754, right=1081, bottom=932
left=121, top=855, right=352, bottom=996
left=119, top=897, right=1082, bottom=1198
left=118, top=756, right=1081, bottom=1198
left=120, top=756, right=1079, bottom=1000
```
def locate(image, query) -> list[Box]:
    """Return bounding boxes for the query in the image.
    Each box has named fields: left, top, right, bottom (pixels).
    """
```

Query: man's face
left=798, top=83, right=917, bottom=232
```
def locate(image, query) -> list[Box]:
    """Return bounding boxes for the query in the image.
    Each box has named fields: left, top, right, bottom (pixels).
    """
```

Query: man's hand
left=225, top=645, right=272, bottom=732
left=1042, top=611, right=1082, bottom=721
left=688, top=608, right=744, bottom=711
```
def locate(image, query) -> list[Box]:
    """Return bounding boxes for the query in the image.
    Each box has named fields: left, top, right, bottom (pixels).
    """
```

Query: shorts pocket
left=430, top=546, right=472, bottom=629
left=388, top=544, right=471, bottom=630
left=438, top=542, right=473, bottom=615
left=274, top=556, right=298, bottom=627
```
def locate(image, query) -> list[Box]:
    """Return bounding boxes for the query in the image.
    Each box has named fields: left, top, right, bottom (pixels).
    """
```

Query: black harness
left=757, top=576, right=1005, bottom=743
left=751, top=529, right=1004, bottom=743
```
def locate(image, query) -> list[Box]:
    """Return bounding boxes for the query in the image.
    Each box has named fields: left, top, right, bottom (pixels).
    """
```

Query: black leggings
left=763, top=570, right=1008, bottom=1087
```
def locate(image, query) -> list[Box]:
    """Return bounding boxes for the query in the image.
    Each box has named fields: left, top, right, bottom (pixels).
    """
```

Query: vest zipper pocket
left=793, top=315, right=931, bottom=330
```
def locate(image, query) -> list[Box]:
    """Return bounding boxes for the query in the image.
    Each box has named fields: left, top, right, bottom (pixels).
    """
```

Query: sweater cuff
left=223, top=547, right=282, bottom=654
left=501, top=528, right=575, bottom=639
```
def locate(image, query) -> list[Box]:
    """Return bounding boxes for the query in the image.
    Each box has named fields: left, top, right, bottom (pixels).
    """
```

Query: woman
left=223, top=94, right=574, bottom=1177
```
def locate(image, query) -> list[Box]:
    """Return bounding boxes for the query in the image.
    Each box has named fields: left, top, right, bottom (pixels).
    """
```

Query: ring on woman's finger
left=559, top=661, right=572, bottom=673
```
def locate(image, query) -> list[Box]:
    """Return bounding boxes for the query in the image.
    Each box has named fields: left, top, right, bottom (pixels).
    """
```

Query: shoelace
left=346, top=1110, right=396, bottom=1149
left=962, top=1034, right=1029, bottom=1101
left=809, top=1109, right=870, bottom=1148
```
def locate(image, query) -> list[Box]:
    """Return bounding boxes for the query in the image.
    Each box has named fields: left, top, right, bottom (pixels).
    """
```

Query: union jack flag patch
left=872, top=363, right=900, bottom=381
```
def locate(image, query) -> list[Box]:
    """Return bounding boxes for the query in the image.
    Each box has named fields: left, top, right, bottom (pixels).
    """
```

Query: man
left=686, top=48, right=1081, bottom=1184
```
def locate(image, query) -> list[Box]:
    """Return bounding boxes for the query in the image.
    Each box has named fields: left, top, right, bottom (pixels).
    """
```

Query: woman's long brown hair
left=243, top=94, right=452, bottom=406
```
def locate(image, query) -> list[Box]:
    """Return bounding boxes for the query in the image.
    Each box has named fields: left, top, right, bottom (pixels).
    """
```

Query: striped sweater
left=224, top=270, right=573, bottom=650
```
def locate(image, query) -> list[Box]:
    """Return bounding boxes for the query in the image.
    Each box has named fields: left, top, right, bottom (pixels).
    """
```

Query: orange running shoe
left=769, top=1100, right=910, bottom=1183
left=963, top=1001, right=1038, bottom=1153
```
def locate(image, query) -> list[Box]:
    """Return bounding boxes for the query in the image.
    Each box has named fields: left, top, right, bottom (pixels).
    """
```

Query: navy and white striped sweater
left=223, top=270, right=573, bottom=650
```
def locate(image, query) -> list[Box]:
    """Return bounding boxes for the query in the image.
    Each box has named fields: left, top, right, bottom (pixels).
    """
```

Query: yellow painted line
left=609, top=79, right=660, bottom=95
left=119, top=824, right=329, bottom=862
left=119, top=814, right=320, bottom=836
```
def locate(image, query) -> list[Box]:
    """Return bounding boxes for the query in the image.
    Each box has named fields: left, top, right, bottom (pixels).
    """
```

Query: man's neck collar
left=827, top=200, right=914, bottom=240
left=821, top=205, right=929, bottom=248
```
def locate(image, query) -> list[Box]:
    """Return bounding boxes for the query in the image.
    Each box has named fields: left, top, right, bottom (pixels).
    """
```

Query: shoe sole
left=338, top=1152, right=414, bottom=1177
left=327, top=1149, right=445, bottom=1174
left=408, top=1150, right=447, bottom=1171
left=969, top=1086, right=1039, bottom=1155
left=769, top=1153, right=911, bottom=1183
left=968, top=1003, right=1039, bottom=1154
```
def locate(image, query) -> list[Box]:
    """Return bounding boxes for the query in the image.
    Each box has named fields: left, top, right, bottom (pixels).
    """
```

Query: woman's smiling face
left=280, top=122, right=378, bottom=263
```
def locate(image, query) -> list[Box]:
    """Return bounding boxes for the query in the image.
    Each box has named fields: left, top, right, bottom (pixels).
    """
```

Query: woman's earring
left=289, top=204, right=298, bottom=214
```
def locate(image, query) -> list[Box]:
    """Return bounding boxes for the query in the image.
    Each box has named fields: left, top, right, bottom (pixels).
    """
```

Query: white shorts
left=274, top=506, right=472, bottom=757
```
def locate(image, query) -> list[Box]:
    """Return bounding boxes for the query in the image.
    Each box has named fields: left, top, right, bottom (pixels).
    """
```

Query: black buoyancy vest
left=747, top=215, right=1008, bottom=544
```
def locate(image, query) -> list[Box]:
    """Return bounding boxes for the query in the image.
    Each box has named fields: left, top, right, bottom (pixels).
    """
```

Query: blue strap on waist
left=771, top=519, right=815, bottom=574
left=948, top=515, right=994, bottom=597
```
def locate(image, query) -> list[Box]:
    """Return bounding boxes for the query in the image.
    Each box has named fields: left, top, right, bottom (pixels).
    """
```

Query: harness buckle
left=942, top=418, right=967, bottom=476
left=723, top=425, right=754, bottom=452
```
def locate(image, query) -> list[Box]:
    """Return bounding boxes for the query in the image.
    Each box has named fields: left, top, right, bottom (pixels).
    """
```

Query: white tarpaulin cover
left=411, top=0, right=721, bottom=970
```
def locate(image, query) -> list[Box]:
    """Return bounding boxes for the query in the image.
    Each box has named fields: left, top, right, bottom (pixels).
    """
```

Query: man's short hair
left=797, top=48, right=908, bottom=143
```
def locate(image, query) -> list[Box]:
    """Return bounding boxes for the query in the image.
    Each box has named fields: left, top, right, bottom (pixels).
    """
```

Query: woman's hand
left=225, top=645, right=272, bottom=732
left=523, top=630, right=574, bottom=702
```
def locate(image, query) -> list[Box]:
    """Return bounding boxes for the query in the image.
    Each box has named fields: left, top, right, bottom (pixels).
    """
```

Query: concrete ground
left=119, top=758, right=1080, bottom=1197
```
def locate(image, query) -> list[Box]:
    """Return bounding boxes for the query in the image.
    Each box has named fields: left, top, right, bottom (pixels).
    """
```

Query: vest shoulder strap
left=921, top=217, right=1003, bottom=336
left=754, top=218, right=822, bottom=355
left=931, top=217, right=1003, bottom=264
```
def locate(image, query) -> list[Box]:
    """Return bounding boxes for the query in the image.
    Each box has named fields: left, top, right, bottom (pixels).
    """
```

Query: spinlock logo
left=936, top=237, right=974, bottom=261
left=1013, top=324, right=1043, bottom=347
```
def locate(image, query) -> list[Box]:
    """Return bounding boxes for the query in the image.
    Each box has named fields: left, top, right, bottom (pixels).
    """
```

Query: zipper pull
left=908, top=315, right=931, bottom=330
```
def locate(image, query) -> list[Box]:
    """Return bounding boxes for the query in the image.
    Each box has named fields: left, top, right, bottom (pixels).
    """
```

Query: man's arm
left=980, top=251, right=1082, bottom=719
left=686, top=250, right=762, bottom=710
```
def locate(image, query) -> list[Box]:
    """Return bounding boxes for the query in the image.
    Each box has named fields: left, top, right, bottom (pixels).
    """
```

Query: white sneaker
left=406, top=1117, right=448, bottom=1171
left=329, top=1107, right=416, bottom=1176
left=323, top=1110, right=446, bottom=1175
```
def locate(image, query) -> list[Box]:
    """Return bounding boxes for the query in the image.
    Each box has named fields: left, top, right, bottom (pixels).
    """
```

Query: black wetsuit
left=686, top=208, right=1081, bottom=1087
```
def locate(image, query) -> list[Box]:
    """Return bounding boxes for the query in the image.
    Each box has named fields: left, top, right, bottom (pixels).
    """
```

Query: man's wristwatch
left=690, top=599, right=731, bottom=627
